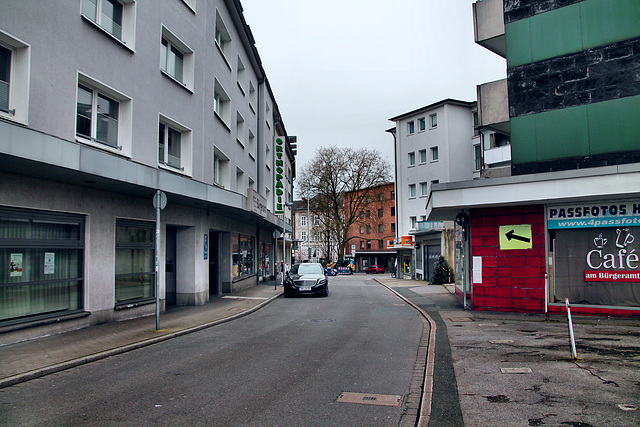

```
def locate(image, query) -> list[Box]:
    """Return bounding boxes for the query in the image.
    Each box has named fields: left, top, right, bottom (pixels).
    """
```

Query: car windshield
left=292, top=263, right=324, bottom=275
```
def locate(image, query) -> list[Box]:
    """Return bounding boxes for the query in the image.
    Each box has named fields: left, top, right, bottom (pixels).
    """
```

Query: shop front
left=547, top=201, right=640, bottom=315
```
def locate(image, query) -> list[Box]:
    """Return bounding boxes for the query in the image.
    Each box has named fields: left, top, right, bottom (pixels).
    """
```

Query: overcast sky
left=241, top=0, right=506, bottom=188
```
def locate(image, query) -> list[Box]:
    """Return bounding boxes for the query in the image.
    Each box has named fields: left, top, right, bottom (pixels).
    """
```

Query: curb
left=374, top=279, right=437, bottom=427
left=0, top=292, right=283, bottom=390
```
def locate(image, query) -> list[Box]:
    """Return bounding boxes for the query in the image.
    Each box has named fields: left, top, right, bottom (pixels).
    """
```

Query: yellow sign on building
left=499, top=224, right=533, bottom=250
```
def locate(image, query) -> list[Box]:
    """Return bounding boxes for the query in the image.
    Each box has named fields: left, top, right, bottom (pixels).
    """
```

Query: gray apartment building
left=0, top=0, right=295, bottom=341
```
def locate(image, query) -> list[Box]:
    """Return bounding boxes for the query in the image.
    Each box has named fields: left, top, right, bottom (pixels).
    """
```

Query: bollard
left=565, top=298, right=578, bottom=360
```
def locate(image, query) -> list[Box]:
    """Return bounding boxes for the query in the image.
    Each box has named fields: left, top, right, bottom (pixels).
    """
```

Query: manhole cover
left=501, top=367, right=532, bottom=374
left=310, top=319, right=336, bottom=322
left=337, top=392, right=402, bottom=407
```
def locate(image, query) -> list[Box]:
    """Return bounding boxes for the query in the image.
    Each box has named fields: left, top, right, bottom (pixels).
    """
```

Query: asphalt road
left=0, top=275, right=424, bottom=426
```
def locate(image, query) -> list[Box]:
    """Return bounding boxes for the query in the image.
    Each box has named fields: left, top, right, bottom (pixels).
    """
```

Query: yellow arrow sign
left=499, top=224, right=532, bottom=250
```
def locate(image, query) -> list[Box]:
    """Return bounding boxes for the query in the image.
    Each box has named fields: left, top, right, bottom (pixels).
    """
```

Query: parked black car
left=284, top=263, right=329, bottom=297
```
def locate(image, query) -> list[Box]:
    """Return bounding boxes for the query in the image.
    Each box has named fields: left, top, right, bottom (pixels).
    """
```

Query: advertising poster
left=10, top=253, right=23, bottom=277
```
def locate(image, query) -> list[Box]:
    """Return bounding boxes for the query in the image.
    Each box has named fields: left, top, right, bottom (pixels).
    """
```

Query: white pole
left=565, top=298, right=578, bottom=360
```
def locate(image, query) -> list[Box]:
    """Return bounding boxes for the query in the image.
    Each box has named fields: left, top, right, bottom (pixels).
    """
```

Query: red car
left=365, top=265, right=385, bottom=274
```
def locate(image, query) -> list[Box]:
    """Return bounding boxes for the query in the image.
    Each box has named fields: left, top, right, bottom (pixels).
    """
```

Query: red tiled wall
left=470, top=205, right=546, bottom=313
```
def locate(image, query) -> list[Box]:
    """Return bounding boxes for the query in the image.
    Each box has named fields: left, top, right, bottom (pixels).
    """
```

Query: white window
left=160, top=26, right=194, bottom=91
left=214, top=79, right=230, bottom=127
left=431, top=146, right=439, bottom=161
left=181, top=0, right=196, bottom=12
left=409, top=184, right=416, bottom=198
left=76, top=74, right=132, bottom=155
left=420, top=182, right=428, bottom=196
left=0, top=31, right=30, bottom=124
left=301, top=216, right=307, bottom=226
left=249, top=81, right=257, bottom=113
left=213, top=147, right=229, bottom=188
left=248, top=129, right=256, bottom=160
left=236, top=167, right=244, bottom=193
left=81, top=0, right=136, bottom=49
left=418, top=117, right=426, bottom=131
left=215, top=10, right=231, bottom=63
left=474, top=144, right=482, bottom=171
left=410, top=216, right=417, bottom=230
left=419, top=149, right=427, bottom=163
left=301, top=231, right=307, bottom=241
left=430, top=113, right=438, bottom=128
left=314, top=215, right=320, bottom=226
left=158, top=114, right=192, bottom=175
left=237, top=56, right=245, bottom=94
left=407, top=120, right=414, bottom=135
left=236, top=112, right=245, bottom=146
left=408, top=152, right=415, bottom=166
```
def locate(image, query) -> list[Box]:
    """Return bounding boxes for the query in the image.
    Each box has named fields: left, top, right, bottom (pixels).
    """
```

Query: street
left=0, top=275, right=425, bottom=426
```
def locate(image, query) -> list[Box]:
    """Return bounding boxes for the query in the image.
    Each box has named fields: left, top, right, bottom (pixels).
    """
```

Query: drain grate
left=336, top=392, right=403, bottom=407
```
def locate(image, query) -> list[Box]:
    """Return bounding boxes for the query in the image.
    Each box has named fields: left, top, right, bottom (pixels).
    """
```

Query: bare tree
left=297, top=146, right=392, bottom=259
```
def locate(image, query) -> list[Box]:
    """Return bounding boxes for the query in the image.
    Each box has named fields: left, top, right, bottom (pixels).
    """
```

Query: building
left=344, top=182, right=396, bottom=273
left=427, top=0, right=640, bottom=317
left=0, top=0, right=296, bottom=342
left=388, top=100, right=482, bottom=280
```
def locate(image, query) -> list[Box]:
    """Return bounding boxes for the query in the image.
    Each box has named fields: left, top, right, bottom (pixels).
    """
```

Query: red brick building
left=345, top=183, right=396, bottom=273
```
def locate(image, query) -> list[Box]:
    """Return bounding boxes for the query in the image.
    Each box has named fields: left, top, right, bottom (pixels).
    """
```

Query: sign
left=44, top=252, right=55, bottom=274
left=548, top=202, right=640, bottom=229
left=499, top=224, right=532, bottom=250
left=153, top=191, right=167, bottom=210
left=204, top=234, right=209, bottom=260
left=274, top=136, right=286, bottom=214
left=472, top=256, right=482, bottom=284
left=247, top=188, right=268, bottom=218
left=10, top=253, right=22, bottom=277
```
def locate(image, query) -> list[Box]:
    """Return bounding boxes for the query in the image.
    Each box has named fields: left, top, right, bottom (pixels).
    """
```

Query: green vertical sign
left=274, top=136, right=285, bottom=214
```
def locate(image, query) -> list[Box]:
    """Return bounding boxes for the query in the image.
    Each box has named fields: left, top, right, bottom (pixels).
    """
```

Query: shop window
left=115, top=219, right=155, bottom=306
left=0, top=208, right=84, bottom=324
left=232, top=233, right=254, bottom=279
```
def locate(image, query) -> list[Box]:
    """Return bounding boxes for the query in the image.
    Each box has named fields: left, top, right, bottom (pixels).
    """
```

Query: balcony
left=411, top=221, right=444, bottom=234
left=484, top=145, right=511, bottom=166
left=472, top=0, right=506, bottom=57
left=477, top=78, right=510, bottom=134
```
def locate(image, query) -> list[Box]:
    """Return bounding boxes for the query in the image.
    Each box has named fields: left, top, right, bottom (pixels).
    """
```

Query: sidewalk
left=376, top=277, right=640, bottom=427
left=0, top=282, right=282, bottom=389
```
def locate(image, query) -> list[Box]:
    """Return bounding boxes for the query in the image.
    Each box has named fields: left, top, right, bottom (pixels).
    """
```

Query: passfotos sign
left=547, top=201, right=640, bottom=229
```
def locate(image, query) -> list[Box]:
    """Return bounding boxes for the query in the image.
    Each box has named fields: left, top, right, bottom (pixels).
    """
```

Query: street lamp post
left=281, top=202, right=293, bottom=289
left=307, top=198, right=311, bottom=261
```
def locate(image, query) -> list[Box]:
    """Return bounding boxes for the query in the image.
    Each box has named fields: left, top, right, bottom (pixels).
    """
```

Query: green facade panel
left=512, top=96, right=640, bottom=165
left=510, top=115, right=538, bottom=164
left=581, top=0, right=640, bottom=48
left=506, top=0, right=640, bottom=67
left=587, top=95, right=640, bottom=155
left=530, top=4, right=583, bottom=65
left=535, top=105, right=590, bottom=161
